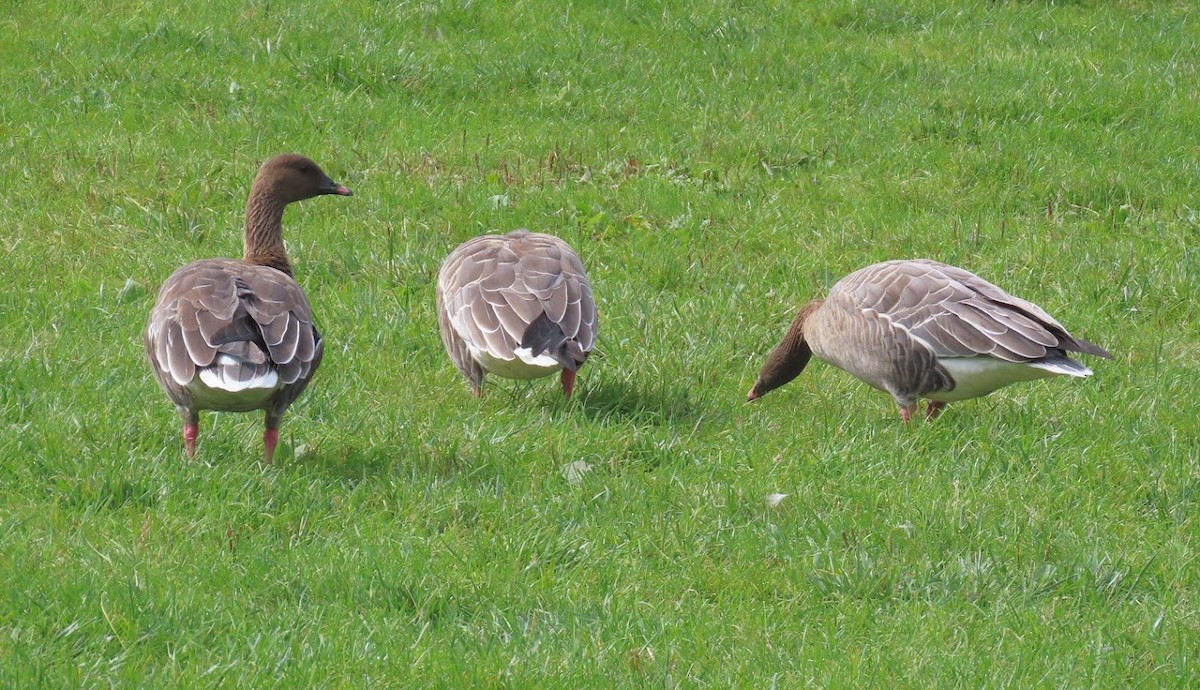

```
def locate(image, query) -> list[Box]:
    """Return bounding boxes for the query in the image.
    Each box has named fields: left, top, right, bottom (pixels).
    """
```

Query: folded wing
left=145, top=259, right=322, bottom=407
left=837, top=259, right=1112, bottom=364
left=437, top=230, right=596, bottom=381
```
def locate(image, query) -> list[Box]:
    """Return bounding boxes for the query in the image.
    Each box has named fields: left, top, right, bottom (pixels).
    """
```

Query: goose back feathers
left=749, top=259, right=1112, bottom=421
left=145, top=154, right=351, bottom=461
left=437, top=230, right=597, bottom=396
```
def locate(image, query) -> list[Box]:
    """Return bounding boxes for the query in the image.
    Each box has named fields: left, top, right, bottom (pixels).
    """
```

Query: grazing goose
left=144, top=154, right=351, bottom=462
left=437, top=229, right=597, bottom=397
left=747, top=259, right=1112, bottom=421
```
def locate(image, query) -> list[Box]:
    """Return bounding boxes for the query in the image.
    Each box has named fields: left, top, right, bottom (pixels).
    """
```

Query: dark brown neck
left=242, top=188, right=292, bottom=276
left=749, top=299, right=824, bottom=399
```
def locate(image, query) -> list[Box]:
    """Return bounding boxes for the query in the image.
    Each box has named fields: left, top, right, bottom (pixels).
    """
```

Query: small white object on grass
left=562, top=460, right=592, bottom=485
left=766, top=493, right=788, bottom=508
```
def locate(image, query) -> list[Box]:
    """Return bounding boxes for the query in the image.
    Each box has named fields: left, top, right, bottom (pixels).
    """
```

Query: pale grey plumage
left=144, top=153, right=350, bottom=461
left=145, top=259, right=322, bottom=411
left=437, top=229, right=597, bottom=395
left=749, top=259, right=1112, bottom=420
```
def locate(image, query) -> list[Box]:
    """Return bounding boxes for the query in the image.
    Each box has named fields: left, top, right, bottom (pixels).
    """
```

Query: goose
left=747, top=259, right=1112, bottom=421
left=144, top=153, right=352, bottom=462
left=437, top=229, right=597, bottom=397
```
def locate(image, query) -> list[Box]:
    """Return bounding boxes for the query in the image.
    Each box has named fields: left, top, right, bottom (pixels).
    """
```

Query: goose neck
left=242, top=190, right=292, bottom=276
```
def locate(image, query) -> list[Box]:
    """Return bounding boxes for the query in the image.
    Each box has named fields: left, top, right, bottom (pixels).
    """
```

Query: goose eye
left=299, top=165, right=312, bottom=174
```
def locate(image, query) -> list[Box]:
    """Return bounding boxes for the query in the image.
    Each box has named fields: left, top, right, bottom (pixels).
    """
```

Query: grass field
left=2, top=0, right=1199, bottom=685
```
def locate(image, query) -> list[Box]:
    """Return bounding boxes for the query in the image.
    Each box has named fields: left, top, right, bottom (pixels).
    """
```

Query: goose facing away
left=747, top=259, right=1112, bottom=421
left=437, top=230, right=597, bottom=397
left=145, top=153, right=352, bottom=462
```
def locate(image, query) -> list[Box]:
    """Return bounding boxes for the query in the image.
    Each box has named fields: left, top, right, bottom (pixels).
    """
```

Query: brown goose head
left=747, top=299, right=824, bottom=401
left=254, top=153, right=353, bottom=203
left=243, top=154, right=352, bottom=274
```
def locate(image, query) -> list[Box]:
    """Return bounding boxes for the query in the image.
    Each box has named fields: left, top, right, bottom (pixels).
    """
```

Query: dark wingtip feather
left=520, top=313, right=586, bottom=371
left=1068, top=337, right=1113, bottom=359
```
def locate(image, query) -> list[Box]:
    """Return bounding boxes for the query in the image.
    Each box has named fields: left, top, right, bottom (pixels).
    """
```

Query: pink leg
left=561, top=369, right=577, bottom=397
left=925, top=401, right=947, bottom=421
left=471, top=385, right=483, bottom=399
left=183, top=423, right=198, bottom=459
left=263, top=428, right=279, bottom=465
left=898, top=406, right=917, bottom=423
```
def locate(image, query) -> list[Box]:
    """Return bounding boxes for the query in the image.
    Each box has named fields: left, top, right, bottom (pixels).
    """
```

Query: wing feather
left=834, top=259, right=1103, bottom=364
left=176, top=301, right=219, bottom=367
left=145, top=259, right=321, bottom=404
left=164, top=325, right=195, bottom=386
left=436, top=230, right=597, bottom=382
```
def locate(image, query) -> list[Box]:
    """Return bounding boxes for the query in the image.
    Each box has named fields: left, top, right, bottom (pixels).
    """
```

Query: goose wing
left=834, top=259, right=1110, bottom=363
left=437, top=230, right=596, bottom=373
left=145, top=259, right=322, bottom=407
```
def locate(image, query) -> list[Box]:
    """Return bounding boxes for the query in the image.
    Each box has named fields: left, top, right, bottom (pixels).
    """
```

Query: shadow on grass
left=286, top=433, right=500, bottom=485
left=283, top=440, right=398, bottom=483
left=574, top=377, right=700, bottom=427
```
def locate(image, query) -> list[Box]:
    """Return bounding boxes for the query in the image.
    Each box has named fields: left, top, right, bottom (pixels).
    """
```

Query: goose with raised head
left=145, top=153, right=352, bottom=462
left=437, top=229, right=597, bottom=397
left=748, top=259, right=1112, bottom=421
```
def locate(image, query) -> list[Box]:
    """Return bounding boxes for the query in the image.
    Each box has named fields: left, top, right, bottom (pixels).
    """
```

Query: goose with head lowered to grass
left=747, top=259, right=1112, bottom=421
left=144, top=153, right=352, bottom=463
left=437, top=229, right=597, bottom=397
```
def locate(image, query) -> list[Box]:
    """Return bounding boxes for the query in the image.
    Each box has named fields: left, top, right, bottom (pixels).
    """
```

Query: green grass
left=2, top=0, right=1199, bottom=685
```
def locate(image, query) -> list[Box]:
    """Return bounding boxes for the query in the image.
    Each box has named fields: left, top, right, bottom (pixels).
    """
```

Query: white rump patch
left=929, top=356, right=1085, bottom=402
left=1027, top=358, right=1093, bottom=377
left=187, top=354, right=282, bottom=411
left=196, top=355, right=280, bottom=392
left=474, top=347, right=561, bottom=380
